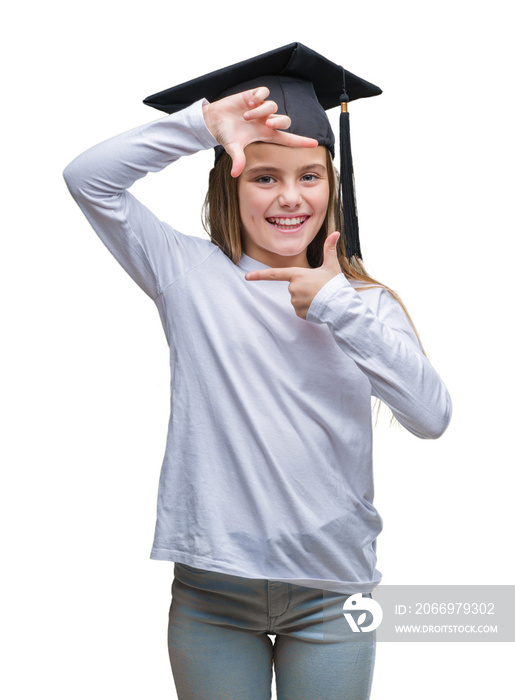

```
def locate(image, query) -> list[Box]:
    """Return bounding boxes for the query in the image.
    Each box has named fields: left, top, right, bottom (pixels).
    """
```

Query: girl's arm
left=63, top=99, right=219, bottom=300
left=306, top=273, right=452, bottom=440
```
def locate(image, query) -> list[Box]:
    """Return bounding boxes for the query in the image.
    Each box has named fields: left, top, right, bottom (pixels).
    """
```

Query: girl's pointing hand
left=245, top=232, right=342, bottom=319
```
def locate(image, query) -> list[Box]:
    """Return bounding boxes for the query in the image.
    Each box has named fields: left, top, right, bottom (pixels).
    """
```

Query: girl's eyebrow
left=244, top=163, right=327, bottom=175
left=244, top=166, right=282, bottom=175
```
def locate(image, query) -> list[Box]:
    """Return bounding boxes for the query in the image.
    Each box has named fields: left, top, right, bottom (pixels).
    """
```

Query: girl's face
left=237, top=143, right=330, bottom=268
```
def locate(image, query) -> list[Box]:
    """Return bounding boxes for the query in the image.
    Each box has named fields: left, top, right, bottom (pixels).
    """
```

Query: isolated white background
left=1, top=1, right=513, bottom=698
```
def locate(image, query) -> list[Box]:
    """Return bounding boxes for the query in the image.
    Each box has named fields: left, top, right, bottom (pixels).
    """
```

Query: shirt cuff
left=306, top=273, right=353, bottom=324
left=187, top=98, right=220, bottom=150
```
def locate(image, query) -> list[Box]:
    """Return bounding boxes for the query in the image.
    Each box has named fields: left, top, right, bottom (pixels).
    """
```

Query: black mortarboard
left=143, top=43, right=382, bottom=261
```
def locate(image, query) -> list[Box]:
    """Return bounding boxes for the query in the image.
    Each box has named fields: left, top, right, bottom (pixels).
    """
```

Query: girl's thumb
left=323, top=232, right=342, bottom=271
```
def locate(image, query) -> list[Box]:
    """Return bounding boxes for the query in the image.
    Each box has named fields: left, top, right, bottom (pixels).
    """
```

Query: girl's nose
left=277, top=183, right=302, bottom=208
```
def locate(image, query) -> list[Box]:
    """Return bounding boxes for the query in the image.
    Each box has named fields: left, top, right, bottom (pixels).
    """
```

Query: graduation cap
left=143, top=43, right=381, bottom=261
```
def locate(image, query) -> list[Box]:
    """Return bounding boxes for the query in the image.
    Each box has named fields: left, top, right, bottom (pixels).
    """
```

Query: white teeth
left=268, top=216, right=306, bottom=226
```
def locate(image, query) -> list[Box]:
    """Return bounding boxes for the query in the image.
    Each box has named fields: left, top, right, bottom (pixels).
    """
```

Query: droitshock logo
left=342, top=593, right=383, bottom=632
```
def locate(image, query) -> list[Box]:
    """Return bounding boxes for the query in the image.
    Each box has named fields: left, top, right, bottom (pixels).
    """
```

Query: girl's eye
left=256, top=175, right=275, bottom=184
left=301, top=174, right=318, bottom=182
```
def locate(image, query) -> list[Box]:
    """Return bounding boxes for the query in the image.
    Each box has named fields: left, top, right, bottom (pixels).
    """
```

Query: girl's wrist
left=202, top=101, right=218, bottom=142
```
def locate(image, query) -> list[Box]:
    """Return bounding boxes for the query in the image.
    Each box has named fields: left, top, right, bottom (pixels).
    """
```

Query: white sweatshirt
left=63, top=99, right=452, bottom=594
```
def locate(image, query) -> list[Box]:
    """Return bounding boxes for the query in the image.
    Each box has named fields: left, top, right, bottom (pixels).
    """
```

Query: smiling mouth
left=266, top=216, right=309, bottom=231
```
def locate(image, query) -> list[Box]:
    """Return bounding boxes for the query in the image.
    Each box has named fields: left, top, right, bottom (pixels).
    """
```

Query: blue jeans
left=168, top=563, right=376, bottom=699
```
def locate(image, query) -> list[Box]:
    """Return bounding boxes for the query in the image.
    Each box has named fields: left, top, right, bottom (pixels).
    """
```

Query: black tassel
left=337, top=93, right=362, bottom=261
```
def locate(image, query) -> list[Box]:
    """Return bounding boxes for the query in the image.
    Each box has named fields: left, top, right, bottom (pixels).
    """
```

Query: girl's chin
left=266, top=241, right=307, bottom=256
left=260, top=245, right=312, bottom=265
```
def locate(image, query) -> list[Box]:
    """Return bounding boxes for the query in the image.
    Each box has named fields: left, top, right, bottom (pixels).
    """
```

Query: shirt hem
left=150, top=547, right=381, bottom=595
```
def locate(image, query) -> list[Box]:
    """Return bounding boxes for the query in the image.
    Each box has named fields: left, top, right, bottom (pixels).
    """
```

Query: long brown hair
left=202, top=148, right=425, bottom=355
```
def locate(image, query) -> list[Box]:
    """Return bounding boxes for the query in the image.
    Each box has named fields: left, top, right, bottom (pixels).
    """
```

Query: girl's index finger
left=271, top=132, right=319, bottom=149
left=245, top=268, right=295, bottom=282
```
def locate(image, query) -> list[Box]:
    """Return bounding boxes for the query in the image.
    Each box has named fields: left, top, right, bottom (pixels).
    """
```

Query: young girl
left=63, top=44, right=451, bottom=700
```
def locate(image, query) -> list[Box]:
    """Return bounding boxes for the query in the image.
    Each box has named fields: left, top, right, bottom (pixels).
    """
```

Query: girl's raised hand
left=202, top=87, right=318, bottom=177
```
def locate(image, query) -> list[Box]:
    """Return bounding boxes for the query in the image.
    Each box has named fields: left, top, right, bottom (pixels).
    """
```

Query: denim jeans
left=168, top=563, right=376, bottom=699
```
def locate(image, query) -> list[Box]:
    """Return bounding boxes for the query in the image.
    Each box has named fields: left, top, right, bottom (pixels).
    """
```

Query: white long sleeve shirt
left=63, top=99, right=452, bottom=594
